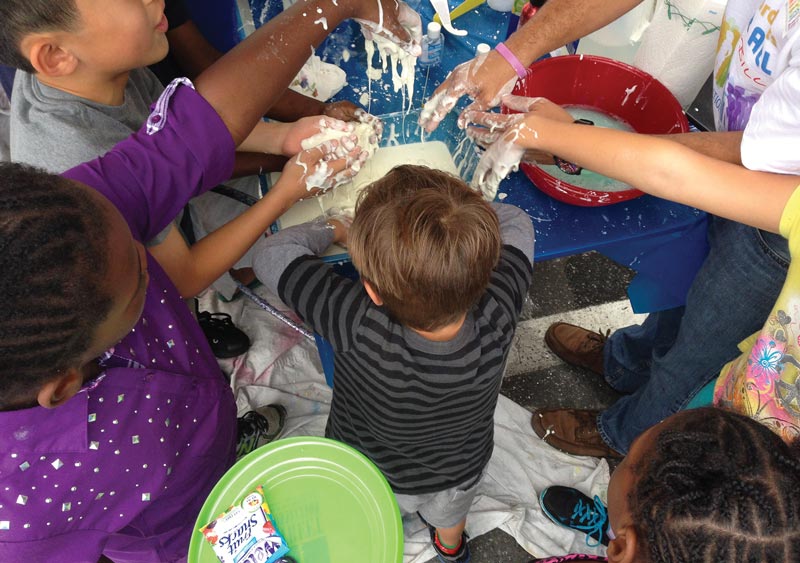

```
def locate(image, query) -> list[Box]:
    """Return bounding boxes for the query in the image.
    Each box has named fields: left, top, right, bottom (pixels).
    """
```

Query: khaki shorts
left=394, top=472, right=484, bottom=529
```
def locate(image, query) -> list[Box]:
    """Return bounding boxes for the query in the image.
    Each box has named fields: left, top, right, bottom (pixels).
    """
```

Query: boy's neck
left=412, top=314, right=467, bottom=342
left=37, top=69, right=131, bottom=106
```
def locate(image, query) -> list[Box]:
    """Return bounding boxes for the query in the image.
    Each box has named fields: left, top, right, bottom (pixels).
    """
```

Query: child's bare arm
left=237, top=116, right=356, bottom=157
left=194, top=0, right=420, bottom=146
left=475, top=112, right=799, bottom=233
left=150, top=142, right=361, bottom=297
left=656, top=131, right=744, bottom=165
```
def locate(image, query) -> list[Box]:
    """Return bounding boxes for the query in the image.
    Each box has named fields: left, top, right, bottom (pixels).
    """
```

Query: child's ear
left=606, top=524, right=638, bottom=563
left=37, top=368, right=84, bottom=409
left=21, top=35, right=78, bottom=77
left=363, top=280, right=384, bottom=306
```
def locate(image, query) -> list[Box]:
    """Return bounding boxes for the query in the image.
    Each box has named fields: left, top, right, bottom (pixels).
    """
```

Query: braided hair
left=0, top=163, right=112, bottom=404
left=630, top=407, right=800, bottom=563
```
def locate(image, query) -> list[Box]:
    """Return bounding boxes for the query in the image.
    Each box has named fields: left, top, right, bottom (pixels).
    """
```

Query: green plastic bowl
left=188, top=436, right=403, bottom=563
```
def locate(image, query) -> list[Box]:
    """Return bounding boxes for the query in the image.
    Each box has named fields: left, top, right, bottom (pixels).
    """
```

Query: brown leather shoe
left=544, top=322, right=608, bottom=376
left=531, top=408, right=623, bottom=459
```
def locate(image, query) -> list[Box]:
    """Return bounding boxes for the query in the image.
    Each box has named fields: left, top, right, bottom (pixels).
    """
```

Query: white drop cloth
left=199, top=287, right=609, bottom=562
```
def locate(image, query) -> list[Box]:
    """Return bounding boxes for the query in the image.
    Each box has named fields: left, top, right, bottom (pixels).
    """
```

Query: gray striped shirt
left=256, top=204, right=534, bottom=494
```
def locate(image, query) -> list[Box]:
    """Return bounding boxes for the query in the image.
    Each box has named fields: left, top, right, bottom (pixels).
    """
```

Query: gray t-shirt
left=10, top=68, right=171, bottom=245
left=11, top=69, right=261, bottom=297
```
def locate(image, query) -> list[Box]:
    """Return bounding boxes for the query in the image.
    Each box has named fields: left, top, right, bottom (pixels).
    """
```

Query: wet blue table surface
left=190, top=0, right=709, bottom=314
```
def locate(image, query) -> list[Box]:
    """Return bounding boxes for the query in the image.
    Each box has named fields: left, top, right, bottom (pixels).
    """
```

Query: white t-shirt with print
left=713, top=0, right=800, bottom=173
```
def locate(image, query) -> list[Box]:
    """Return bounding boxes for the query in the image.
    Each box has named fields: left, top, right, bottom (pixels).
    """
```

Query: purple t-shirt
left=0, top=84, right=237, bottom=562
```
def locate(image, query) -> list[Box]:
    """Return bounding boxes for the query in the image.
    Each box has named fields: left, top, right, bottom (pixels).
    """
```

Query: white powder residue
left=342, top=49, right=350, bottom=62
left=314, top=17, right=328, bottom=30
left=359, top=92, right=370, bottom=106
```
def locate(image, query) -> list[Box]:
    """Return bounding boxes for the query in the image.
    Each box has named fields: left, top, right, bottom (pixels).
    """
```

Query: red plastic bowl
left=508, top=55, right=689, bottom=206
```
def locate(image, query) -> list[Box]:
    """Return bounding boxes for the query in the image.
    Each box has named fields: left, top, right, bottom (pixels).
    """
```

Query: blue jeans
left=598, top=217, right=790, bottom=453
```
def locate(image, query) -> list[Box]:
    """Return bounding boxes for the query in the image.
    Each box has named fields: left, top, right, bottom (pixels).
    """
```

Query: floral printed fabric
left=715, top=185, right=800, bottom=441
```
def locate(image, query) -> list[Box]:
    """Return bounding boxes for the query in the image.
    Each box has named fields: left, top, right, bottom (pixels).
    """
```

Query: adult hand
left=419, top=51, right=518, bottom=132
left=355, top=0, right=422, bottom=56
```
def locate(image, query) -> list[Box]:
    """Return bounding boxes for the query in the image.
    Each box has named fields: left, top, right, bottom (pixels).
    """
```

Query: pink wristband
left=495, top=42, right=528, bottom=79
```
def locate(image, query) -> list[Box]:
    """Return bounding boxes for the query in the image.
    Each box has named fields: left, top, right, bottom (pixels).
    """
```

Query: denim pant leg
left=598, top=217, right=789, bottom=454
left=603, top=306, right=686, bottom=393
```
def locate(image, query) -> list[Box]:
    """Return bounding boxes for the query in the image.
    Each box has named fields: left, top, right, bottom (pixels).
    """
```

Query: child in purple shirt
left=0, top=1, right=421, bottom=561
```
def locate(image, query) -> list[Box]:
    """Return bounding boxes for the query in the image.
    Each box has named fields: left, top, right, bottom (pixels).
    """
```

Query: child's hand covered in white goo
left=281, top=116, right=354, bottom=156
left=463, top=95, right=570, bottom=147
left=467, top=96, right=574, bottom=198
left=300, top=112, right=382, bottom=162
left=356, top=0, right=423, bottom=57
left=278, top=137, right=368, bottom=202
left=321, top=103, right=384, bottom=142
left=324, top=207, right=354, bottom=248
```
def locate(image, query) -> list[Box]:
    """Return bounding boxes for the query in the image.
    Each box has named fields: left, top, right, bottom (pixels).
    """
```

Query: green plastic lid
left=188, top=436, right=403, bottom=563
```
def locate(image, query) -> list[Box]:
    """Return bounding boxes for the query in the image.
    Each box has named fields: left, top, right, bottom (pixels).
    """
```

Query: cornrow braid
left=0, top=163, right=112, bottom=403
left=630, top=407, right=800, bottom=563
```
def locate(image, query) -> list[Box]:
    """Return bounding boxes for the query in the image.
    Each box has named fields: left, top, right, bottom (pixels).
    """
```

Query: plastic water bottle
left=517, top=0, right=547, bottom=30
left=419, top=22, right=444, bottom=68
left=516, top=0, right=579, bottom=56
left=476, top=43, right=491, bottom=57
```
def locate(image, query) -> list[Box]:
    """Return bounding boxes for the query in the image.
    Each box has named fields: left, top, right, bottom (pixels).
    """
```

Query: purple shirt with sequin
left=0, top=84, right=237, bottom=562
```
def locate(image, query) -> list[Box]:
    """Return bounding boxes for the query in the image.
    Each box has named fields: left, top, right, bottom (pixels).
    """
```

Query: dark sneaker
left=198, top=311, right=251, bottom=359
left=418, top=513, right=471, bottom=563
left=544, top=322, right=609, bottom=376
left=236, top=404, right=287, bottom=458
left=539, top=486, right=610, bottom=547
left=531, top=408, right=623, bottom=459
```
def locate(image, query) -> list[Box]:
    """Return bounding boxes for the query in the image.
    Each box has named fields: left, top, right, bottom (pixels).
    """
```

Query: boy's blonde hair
left=348, top=164, right=501, bottom=331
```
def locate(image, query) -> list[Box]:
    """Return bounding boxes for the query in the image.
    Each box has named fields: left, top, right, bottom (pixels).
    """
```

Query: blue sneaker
left=418, top=513, right=471, bottom=563
left=539, top=486, right=610, bottom=547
